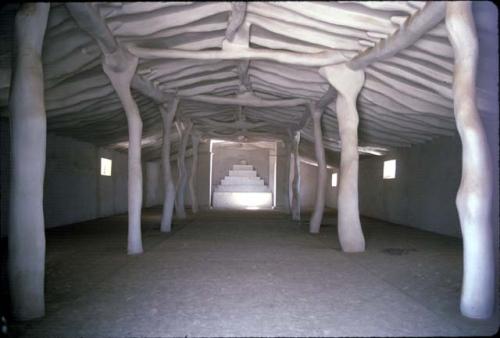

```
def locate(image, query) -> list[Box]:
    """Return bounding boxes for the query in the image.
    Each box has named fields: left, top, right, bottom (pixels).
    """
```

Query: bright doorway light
left=101, top=158, right=112, bottom=176
left=383, top=159, right=396, bottom=179
left=331, top=173, right=338, bottom=187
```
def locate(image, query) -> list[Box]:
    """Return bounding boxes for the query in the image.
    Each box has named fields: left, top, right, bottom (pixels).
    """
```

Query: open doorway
left=209, top=139, right=277, bottom=210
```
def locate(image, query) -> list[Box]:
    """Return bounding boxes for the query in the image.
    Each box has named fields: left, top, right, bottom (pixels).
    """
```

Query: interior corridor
left=5, top=208, right=498, bottom=337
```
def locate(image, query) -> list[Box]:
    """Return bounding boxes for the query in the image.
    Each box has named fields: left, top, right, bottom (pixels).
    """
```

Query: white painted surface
left=213, top=162, right=272, bottom=209
left=212, top=192, right=273, bottom=209
left=0, top=125, right=129, bottom=237
left=358, top=136, right=462, bottom=237
left=144, top=160, right=162, bottom=208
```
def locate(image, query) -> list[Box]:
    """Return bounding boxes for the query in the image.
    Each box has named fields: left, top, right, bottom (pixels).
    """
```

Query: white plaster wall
left=299, top=162, right=317, bottom=211
left=43, top=134, right=98, bottom=224
left=44, top=134, right=129, bottom=226
left=275, top=143, right=289, bottom=210
left=325, top=168, right=338, bottom=209
left=97, top=148, right=115, bottom=217
left=0, top=124, right=129, bottom=236
left=143, top=160, right=163, bottom=207
left=170, top=156, right=194, bottom=208
left=112, top=151, right=128, bottom=215
left=212, top=145, right=270, bottom=189
left=299, top=161, right=337, bottom=211
left=196, top=142, right=211, bottom=209
left=358, top=136, right=463, bottom=237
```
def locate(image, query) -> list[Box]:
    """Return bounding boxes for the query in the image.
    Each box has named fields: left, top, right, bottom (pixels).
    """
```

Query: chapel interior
left=0, top=2, right=499, bottom=337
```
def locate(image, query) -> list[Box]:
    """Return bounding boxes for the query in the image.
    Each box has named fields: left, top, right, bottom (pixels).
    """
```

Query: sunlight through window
left=101, top=158, right=112, bottom=176
left=331, top=173, right=338, bottom=187
left=383, top=160, right=396, bottom=179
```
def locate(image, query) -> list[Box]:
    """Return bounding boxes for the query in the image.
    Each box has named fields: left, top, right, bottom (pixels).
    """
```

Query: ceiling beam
left=129, top=44, right=351, bottom=67
left=183, top=91, right=309, bottom=108
left=348, top=2, right=447, bottom=70
left=65, top=3, right=172, bottom=104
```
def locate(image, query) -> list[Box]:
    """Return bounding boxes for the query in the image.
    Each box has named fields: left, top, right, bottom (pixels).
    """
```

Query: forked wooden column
left=8, top=3, right=50, bottom=321
left=189, top=134, right=201, bottom=214
left=290, top=131, right=301, bottom=221
left=446, top=1, right=495, bottom=319
left=175, top=120, right=193, bottom=219
left=102, top=49, right=144, bottom=255
left=159, top=98, right=178, bottom=232
left=309, top=105, right=327, bottom=233
left=320, top=64, right=365, bottom=252
left=283, top=140, right=292, bottom=214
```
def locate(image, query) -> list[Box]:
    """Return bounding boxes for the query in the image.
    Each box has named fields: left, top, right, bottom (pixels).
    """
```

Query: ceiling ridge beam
left=183, top=92, right=309, bottom=108
left=129, top=44, right=351, bottom=67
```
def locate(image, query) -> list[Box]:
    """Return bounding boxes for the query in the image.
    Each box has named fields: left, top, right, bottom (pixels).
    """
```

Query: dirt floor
left=3, top=207, right=499, bottom=337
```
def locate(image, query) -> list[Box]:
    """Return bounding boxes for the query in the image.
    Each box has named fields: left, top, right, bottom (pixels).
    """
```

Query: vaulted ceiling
left=0, top=2, right=497, bottom=161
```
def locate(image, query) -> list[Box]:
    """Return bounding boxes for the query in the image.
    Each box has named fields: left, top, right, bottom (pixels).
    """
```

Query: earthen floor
left=6, top=208, right=499, bottom=337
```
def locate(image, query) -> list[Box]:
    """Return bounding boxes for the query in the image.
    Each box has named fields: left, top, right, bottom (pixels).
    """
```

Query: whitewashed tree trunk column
left=159, top=98, right=178, bottom=232
left=291, top=131, right=301, bottom=221
left=8, top=3, right=50, bottom=321
left=175, top=120, right=193, bottom=219
left=320, top=64, right=365, bottom=252
left=287, top=139, right=294, bottom=212
left=189, top=134, right=200, bottom=214
left=446, top=1, right=495, bottom=319
left=309, top=105, right=327, bottom=233
left=102, top=49, right=143, bottom=255
left=284, top=140, right=292, bottom=214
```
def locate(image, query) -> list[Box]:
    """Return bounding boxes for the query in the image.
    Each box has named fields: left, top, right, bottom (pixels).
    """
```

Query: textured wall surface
left=143, top=160, right=162, bottom=208
left=0, top=121, right=129, bottom=236
left=298, top=162, right=316, bottom=210
left=299, top=161, right=337, bottom=211
left=275, top=143, right=289, bottom=210
left=45, top=135, right=129, bottom=227
left=0, top=120, right=11, bottom=236
left=196, top=142, right=212, bottom=209
left=358, top=136, right=462, bottom=237
left=212, top=144, right=271, bottom=190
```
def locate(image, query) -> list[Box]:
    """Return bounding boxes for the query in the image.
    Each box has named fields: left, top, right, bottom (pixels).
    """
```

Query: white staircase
left=212, top=161, right=273, bottom=209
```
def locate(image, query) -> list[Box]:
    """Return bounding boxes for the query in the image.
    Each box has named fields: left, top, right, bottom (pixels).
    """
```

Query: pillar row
left=175, top=120, right=193, bottom=219
left=102, top=48, right=144, bottom=255
left=159, top=98, right=178, bottom=232
left=189, top=134, right=200, bottom=214
left=446, top=1, right=495, bottom=319
left=290, top=131, right=301, bottom=221
left=309, top=105, right=327, bottom=234
left=319, top=64, right=365, bottom=253
left=8, top=3, right=50, bottom=321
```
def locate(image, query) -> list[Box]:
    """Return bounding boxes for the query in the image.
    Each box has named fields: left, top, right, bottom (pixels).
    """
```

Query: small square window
left=331, top=173, right=338, bottom=187
left=383, top=159, right=396, bottom=179
left=101, top=158, right=112, bottom=176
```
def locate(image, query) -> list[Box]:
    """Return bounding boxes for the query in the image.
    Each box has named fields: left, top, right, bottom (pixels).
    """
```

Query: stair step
left=233, top=164, right=253, bottom=170
left=223, top=176, right=262, bottom=181
left=228, top=170, right=257, bottom=177
left=221, top=178, right=264, bottom=185
left=215, top=185, right=271, bottom=192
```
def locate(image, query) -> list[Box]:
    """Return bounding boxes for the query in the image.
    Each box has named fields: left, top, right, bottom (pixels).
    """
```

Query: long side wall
left=143, top=140, right=212, bottom=210
left=1, top=121, right=129, bottom=236
left=294, top=135, right=475, bottom=238
left=357, top=136, right=462, bottom=237
left=299, top=161, right=337, bottom=211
